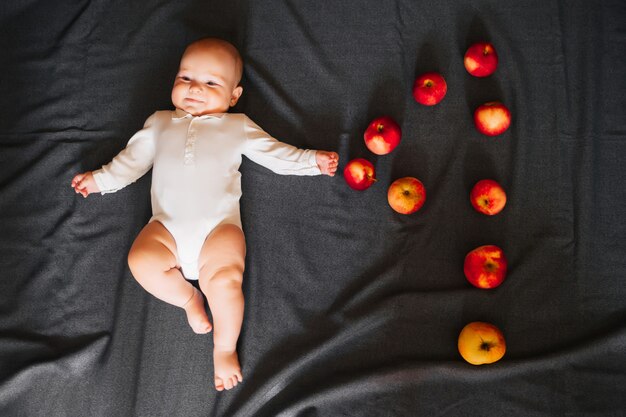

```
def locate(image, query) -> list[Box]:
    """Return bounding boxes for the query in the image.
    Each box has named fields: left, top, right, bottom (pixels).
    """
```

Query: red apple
left=470, top=179, right=507, bottom=215
left=343, top=158, right=376, bottom=191
left=387, top=177, right=426, bottom=214
left=474, top=102, right=511, bottom=136
left=464, top=245, right=508, bottom=289
left=413, top=72, right=447, bottom=106
left=464, top=42, right=498, bottom=77
left=364, top=116, right=401, bottom=155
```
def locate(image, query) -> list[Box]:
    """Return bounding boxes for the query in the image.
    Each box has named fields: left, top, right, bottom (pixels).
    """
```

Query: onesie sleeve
left=242, top=115, right=322, bottom=176
left=92, top=112, right=158, bottom=194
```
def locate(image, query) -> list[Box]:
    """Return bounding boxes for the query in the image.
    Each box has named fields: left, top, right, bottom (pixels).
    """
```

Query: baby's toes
left=215, top=377, right=225, bottom=391
left=224, top=377, right=234, bottom=390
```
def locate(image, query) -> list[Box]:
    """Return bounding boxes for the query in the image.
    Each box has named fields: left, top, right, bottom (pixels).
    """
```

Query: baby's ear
left=230, top=86, right=243, bottom=107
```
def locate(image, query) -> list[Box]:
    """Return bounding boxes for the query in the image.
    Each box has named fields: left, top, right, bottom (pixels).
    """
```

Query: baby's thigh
left=128, top=221, right=179, bottom=271
left=198, top=224, right=246, bottom=277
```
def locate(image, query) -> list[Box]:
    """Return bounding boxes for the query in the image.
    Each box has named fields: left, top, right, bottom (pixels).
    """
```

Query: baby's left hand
left=316, top=151, right=339, bottom=176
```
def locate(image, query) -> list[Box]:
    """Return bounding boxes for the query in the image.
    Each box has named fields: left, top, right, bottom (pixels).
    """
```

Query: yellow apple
left=458, top=321, right=506, bottom=365
left=387, top=177, right=426, bottom=214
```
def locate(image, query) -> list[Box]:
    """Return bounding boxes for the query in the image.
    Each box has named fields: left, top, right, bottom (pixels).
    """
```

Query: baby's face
left=171, top=42, right=243, bottom=116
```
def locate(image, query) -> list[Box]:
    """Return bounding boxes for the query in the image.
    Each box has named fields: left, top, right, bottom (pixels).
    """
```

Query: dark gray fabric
left=1, top=1, right=625, bottom=416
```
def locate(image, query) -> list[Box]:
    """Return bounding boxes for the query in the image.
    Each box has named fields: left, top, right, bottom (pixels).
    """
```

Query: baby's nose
left=189, top=81, right=203, bottom=92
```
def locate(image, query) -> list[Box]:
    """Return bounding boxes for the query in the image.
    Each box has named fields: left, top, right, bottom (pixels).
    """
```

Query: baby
left=71, top=38, right=339, bottom=391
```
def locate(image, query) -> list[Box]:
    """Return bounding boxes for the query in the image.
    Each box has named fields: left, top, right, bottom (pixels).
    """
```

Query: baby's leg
left=127, top=221, right=212, bottom=334
left=198, top=224, right=246, bottom=391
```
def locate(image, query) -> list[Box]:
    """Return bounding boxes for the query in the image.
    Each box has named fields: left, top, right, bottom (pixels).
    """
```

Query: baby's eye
left=206, top=81, right=218, bottom=86
left=179, top=76, right=191, bottom=81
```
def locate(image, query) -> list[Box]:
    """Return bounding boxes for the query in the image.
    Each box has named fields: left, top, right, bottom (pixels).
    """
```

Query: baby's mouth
left=184, top=97, right=204, bottom=103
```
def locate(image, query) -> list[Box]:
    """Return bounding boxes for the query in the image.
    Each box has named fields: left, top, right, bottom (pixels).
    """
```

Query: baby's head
left=171, top=38, right=243, bottom=116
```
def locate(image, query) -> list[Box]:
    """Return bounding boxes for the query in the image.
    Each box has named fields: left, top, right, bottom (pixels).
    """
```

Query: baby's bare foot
left=214, top=346, right=243, bottom=391
left=182, top=288, right=212, bottom=334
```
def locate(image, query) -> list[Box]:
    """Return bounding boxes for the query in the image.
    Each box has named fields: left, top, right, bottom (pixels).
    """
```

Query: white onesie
left=93, top=109, right=321, bottom=279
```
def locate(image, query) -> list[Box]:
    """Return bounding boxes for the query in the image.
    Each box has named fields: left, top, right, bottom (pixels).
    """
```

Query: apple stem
left=485, top=261, right=497, bottom=272
left=377, top=124, right=384, bottom=133
left=480, top=341, right=492, bottom=351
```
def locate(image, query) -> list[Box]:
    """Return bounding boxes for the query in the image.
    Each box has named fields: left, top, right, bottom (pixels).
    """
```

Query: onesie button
left=183, top=123, right=197, bottom=165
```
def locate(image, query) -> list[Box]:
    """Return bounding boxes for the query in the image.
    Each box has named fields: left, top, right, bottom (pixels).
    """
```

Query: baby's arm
left=242, top=115, right=339, bottom=176
left=71, top=112, right=159, bottom=197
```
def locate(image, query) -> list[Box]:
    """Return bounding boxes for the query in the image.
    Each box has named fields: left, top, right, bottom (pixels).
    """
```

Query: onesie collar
left=172, top=109, right=226, bottom=120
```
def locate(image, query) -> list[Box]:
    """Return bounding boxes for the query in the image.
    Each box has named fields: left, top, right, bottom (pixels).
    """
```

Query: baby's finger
left=75, top=184, right=87, bottom=197
left=71, top=173, right=85, bottom=187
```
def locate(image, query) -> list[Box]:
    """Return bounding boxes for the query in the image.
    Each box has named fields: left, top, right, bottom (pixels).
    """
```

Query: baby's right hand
left=71, top=171, right=100, bottom=198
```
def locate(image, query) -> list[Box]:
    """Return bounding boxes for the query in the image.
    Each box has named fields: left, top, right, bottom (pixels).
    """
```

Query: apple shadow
left=462, top=142, right=499, bottom=190
left=385, top=38, right=449, bottom=188
left=388, top=137, right=426, bottom=185
left=460, top=142, right=509, bottom=252
left=413, top=39, right=443, bottom=75
left=354, top=78, right=407, bottom=179
left=365, top=78, right=406, bottom=136
left=458, top=13, right=510, bottom=245
left=460, top=16, right=505, bottom=113
left=457, top=13, right=492, bottom=57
